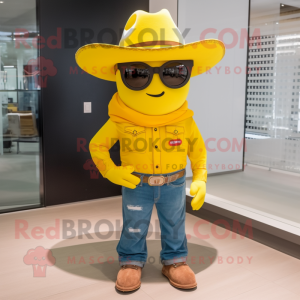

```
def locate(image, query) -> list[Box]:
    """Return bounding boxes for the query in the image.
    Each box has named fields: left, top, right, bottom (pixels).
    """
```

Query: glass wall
left=245, top=0, right=300, bottom=173
left=0, top=0, right=41, bottom=212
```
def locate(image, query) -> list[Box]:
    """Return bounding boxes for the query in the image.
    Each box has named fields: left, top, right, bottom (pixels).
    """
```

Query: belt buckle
left=148, top=176, right=165, bottom=186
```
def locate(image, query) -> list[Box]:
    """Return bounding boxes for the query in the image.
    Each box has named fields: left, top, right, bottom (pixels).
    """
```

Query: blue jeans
left=116, top=169, right=187, bottom=268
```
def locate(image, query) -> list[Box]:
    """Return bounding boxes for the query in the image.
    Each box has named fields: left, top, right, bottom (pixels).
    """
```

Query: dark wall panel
left=39, top=0, right=149, bottom=206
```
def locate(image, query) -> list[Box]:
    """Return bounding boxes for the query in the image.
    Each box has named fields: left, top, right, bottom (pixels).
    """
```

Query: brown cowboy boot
left=162, top=262, right=197, bottom=289
left=115, top=264, right=142, bottom=292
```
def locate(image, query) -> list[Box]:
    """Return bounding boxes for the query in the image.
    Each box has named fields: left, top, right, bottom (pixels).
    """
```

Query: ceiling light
left=281, top=4, right=284, bottom=6
left=0, top=1, right=3, bottom=3
left=276, top=22, right=279, bottom=24
left=4, top=66, right=14, bottom=68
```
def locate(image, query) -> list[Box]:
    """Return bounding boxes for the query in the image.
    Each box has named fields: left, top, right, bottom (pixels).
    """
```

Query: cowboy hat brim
left=75, top=39, right=225, bottom=82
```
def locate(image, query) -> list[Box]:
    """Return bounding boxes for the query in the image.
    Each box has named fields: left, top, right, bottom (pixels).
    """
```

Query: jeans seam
left=119, top=260, right=146, bottom=268
left=154, top=186, right=160, bottom=203
left=162, top=256, right=187, bottom=265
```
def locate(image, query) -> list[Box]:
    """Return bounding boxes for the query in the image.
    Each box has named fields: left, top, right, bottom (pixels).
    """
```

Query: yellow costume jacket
left=90, top=93, right=207, bottom=182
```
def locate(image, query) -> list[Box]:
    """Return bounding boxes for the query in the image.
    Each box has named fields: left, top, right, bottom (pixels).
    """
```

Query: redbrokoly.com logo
left=23, top=246, right=56, bottom=277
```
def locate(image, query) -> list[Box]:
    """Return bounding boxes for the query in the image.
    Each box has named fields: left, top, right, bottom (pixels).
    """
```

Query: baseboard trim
left=186, top=196, right=300, bottom=260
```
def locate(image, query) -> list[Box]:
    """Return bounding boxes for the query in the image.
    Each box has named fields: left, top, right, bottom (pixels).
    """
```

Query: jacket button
left=154, top=128, right=157, bottom=131
left=155, top=145, right=158, bottom=149
left=156, top=165, right=159, bottom=168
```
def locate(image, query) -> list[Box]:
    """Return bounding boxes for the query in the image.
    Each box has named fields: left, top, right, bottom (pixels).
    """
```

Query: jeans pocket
left=169, top=175, right=186, bottom=187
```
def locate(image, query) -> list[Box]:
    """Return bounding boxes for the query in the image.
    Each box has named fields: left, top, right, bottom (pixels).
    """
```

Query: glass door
left=0, top=0, right=42, bottom=212
left=245, top=1, right=300, bottom=174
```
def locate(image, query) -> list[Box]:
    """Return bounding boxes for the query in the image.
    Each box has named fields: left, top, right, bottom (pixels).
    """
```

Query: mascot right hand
left=105, top=165, right=140, bottom=189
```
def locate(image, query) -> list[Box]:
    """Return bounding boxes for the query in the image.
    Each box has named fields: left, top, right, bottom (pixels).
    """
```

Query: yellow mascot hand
left=190, top=181, right=206, bottom=210
left=105, top=165, right=140, bottom=189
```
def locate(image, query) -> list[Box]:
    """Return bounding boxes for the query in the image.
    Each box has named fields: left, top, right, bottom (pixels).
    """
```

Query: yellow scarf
left=108, top=93, right=194, bottom=127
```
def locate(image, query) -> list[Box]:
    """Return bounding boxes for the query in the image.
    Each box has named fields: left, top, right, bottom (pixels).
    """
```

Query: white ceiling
left=0, top=0, right=36, bottom=31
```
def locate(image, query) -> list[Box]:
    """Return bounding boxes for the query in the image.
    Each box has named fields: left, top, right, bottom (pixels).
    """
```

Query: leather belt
left=133, top=170, right=185, bottom=186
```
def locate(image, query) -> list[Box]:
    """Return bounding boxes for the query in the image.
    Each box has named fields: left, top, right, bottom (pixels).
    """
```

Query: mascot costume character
left=76, top=9, right=225, bottom=292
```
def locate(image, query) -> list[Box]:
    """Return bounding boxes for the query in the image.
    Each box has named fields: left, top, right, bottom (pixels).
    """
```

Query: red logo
left=23, top=246, right=56, bottom=277
left=169, top=139, right=182, bottom=146
left=83, top=159, right=99, bottom=179
left=25, top=56, right=57, bottom=88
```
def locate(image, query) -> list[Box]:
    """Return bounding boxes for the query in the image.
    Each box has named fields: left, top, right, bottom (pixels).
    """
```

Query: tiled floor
left=1, top=196, right=300, bottom=300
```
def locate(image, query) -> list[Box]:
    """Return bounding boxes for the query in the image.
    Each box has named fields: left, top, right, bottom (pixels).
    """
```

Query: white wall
left=178, top=0, right=249, bottom=176
left=149, top=0, right=178, bottom=25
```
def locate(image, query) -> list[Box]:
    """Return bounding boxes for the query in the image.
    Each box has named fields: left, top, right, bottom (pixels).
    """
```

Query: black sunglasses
left=116, top=60, right=194, bottom=91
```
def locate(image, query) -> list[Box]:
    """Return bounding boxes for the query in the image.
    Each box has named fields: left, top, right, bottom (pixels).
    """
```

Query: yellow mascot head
left=75, top=9, right=225, bottom=115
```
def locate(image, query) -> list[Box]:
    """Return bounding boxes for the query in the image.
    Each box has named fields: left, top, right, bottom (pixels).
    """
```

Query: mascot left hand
left=190, top=181, right=206, bottom=210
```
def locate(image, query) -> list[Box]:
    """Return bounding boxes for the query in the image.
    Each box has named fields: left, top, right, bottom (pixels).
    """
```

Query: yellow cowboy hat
left=75, top=9, right=225, bottom=82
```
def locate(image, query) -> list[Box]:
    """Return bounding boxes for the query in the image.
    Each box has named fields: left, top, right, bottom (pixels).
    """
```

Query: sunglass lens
left=123, top=64, right=150, bottom=88
left=163, top=62, right=188, bottom=87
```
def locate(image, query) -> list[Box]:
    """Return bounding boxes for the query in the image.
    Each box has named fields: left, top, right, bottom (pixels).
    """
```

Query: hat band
left=128, top=40, right=183, bottom=48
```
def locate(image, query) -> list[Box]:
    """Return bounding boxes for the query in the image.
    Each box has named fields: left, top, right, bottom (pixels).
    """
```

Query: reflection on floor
left=1, top=196, right=300, bottom=299
left=0, top=142, right=40, bottom=210
left=187, top=165, right=300, bottom=226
